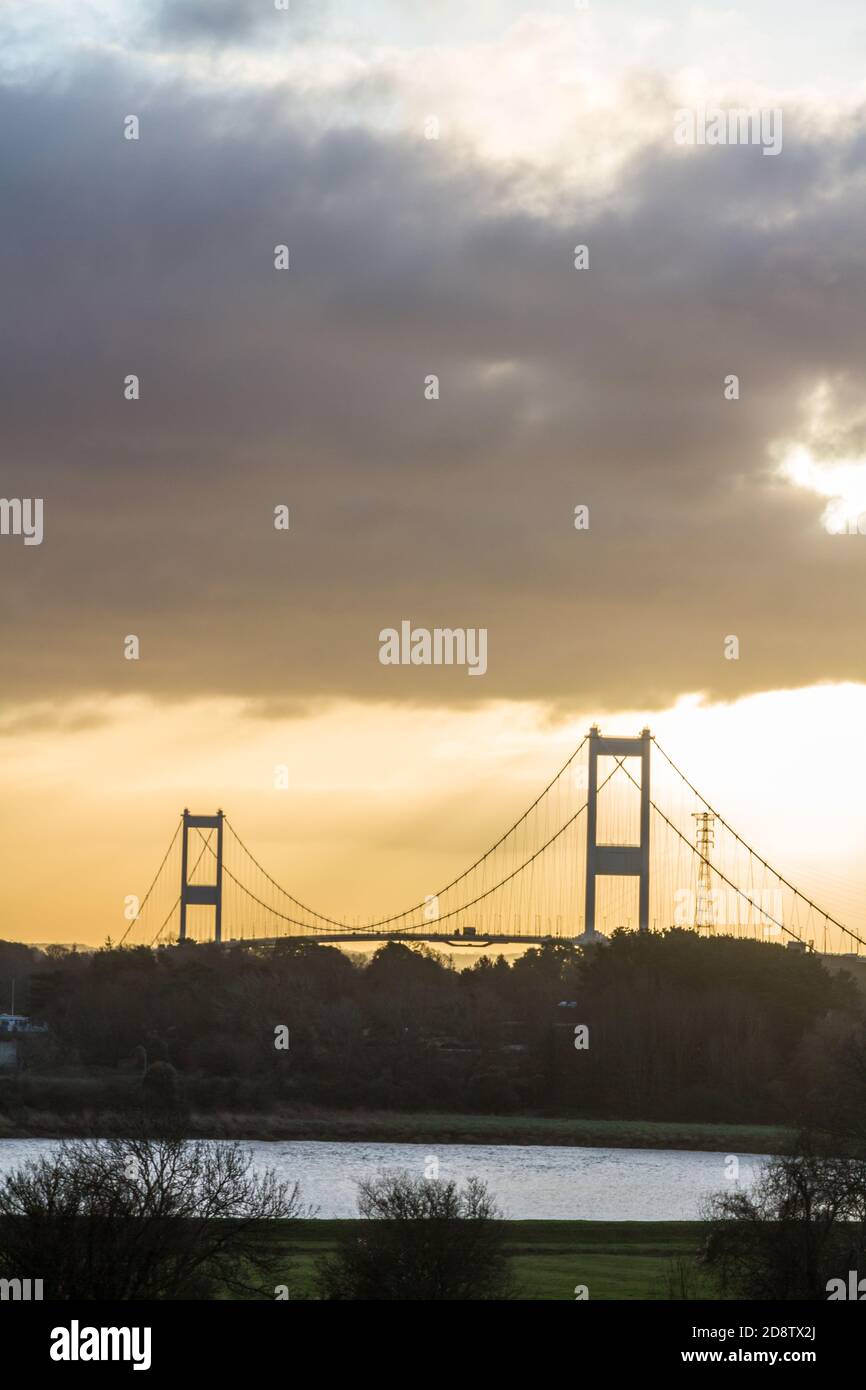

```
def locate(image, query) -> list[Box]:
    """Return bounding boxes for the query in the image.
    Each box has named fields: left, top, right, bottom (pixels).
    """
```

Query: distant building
left=574, top=926, right=609, bottom=949
left=0, top=1014, right=47, bottom=1035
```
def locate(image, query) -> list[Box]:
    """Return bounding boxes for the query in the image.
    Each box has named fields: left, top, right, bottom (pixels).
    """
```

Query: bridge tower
left=179, top=810, right=224, bottom=942
left=584, top=727, right=651, bottom=933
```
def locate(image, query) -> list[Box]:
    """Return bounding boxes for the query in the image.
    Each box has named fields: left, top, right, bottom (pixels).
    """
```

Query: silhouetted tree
left=13, top=931, right=862, bottom=1125
left=0, top=1129, right=308, bottom=1299
left=317, top=1171, right=514, bottom=1300
left=703, top=1150, right=866, bottom=1300
left=141, top=1060, right=180, bottom=1113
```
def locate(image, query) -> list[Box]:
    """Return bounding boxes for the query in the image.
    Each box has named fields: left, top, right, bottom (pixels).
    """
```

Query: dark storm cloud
left=148, top=0, right=322, bottom=44
left=2, top=55, right=866, bottom=716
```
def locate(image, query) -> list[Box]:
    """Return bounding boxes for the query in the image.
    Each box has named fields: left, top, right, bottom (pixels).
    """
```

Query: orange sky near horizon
left=1, top=682, right=863, bottom=949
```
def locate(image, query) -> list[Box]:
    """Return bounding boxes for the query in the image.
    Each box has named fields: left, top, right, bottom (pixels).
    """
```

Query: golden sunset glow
left=1, top=683, right=863, bottom=946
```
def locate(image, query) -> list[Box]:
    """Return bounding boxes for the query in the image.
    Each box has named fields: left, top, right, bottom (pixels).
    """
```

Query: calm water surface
left=0, top=1139, right=768, bottom=1220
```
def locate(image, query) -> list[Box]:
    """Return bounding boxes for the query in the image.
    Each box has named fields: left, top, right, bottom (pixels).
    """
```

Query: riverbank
left=0, top=1105, right=791, bottom=1153
left=253, top=1218, right=716, bottom=1300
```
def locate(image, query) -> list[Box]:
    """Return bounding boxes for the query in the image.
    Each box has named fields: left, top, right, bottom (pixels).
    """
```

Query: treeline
left=1, top=931, right=864, bottom=1128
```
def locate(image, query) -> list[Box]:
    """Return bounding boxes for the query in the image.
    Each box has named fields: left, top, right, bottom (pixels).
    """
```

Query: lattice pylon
left=692, top=811, right=716, bottom=934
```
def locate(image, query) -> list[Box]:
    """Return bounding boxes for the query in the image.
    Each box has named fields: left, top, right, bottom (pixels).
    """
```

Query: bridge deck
left=219, top=932, right=561, bottom=946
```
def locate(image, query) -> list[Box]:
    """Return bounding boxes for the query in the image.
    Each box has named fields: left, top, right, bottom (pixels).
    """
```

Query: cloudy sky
left=2, top=0, right=865, bottom=945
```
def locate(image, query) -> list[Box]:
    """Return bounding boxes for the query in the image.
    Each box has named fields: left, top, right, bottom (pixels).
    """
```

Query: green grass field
left=266, top=1111, right=783, bottom=1155
left=255, top=1218, right=718, bottom=1301
left=0, top=1100, right=790, bottom=1153
left=199, top=1109, right=787, bottom=1154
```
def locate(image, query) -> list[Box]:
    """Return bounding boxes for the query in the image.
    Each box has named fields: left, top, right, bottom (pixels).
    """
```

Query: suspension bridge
left=118, top=728, right=865, bottom=956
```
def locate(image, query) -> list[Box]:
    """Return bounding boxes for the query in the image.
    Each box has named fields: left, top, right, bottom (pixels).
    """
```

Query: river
left=0, top=1139, right=768, bottom=1220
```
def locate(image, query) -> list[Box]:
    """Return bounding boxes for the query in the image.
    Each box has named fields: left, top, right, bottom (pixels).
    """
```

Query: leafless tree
left=702, top=1150, right=866, bottom=1300
left=0, top=1126, right=309, bottom=1299
left=317, top=1170, right=514, bottom=1300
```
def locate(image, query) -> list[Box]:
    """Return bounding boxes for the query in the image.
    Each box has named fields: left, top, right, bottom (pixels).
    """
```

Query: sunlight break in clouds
left=777, top=381, right=866, bottom=533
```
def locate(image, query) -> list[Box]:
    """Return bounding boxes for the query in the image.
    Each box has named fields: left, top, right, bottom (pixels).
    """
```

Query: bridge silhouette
left=118, top=729, right=864, bottom=956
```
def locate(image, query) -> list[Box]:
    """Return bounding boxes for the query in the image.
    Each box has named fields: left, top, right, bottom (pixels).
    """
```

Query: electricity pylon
left=692, top=811, right=716, bottom=933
